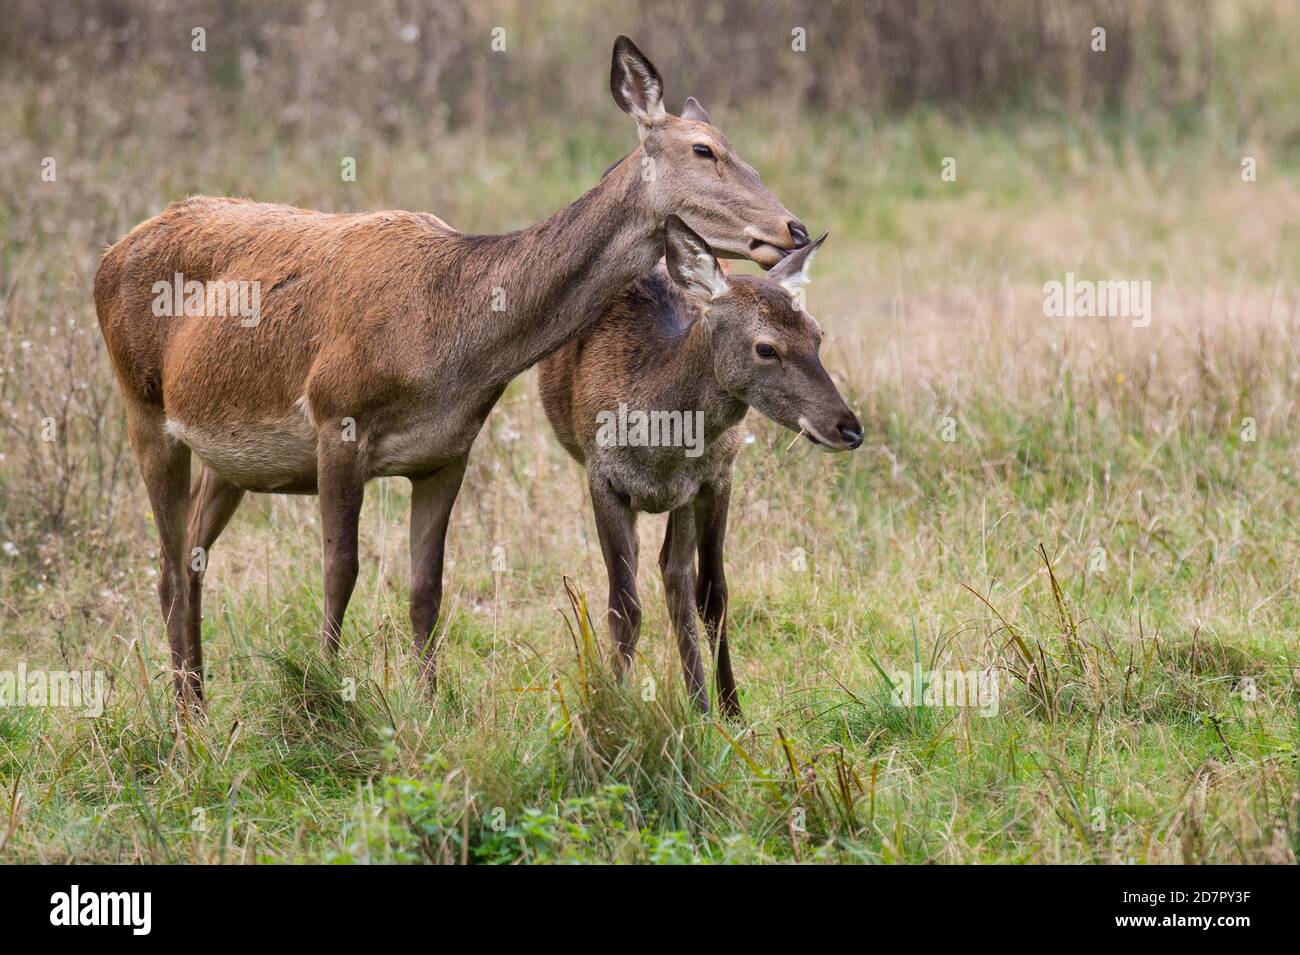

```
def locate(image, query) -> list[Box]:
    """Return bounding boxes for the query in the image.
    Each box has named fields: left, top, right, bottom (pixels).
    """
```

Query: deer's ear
left=767, top=232, right=828, bottom=295
left=664, top=215, right=729, bottom=302
left=611, top=36, right=666, bottom=131
left=681, top=96, right=712, bottom=124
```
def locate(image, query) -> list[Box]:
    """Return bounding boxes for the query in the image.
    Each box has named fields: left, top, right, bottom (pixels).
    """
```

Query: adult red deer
left=540, top=216, right=860, bottom=716
left=94, top=37, right=809, bottom=703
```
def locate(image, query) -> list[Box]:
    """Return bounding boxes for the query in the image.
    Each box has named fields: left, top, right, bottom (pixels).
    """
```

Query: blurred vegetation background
left=0, top=0, right=1269, bottom=130
left=3, top=0, right=1297, bottom=146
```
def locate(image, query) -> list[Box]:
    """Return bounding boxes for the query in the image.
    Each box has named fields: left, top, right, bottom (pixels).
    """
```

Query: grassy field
left=3, top=9, right=1300, bottom=863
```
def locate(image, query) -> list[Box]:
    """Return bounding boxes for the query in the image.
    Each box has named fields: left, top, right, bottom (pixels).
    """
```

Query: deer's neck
left=460, top=149, right=661, bottom=383
left=657, top=318, right=749, bottom=442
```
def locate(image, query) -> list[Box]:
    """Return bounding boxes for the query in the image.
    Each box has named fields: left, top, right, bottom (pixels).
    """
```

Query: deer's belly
left=165, top=407, right=318, bottom=492
left=166, top=381, right=508, bottom=490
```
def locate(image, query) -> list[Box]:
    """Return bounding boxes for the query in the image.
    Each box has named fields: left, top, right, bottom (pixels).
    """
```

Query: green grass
left=2, top=381, right=1296, bottom=862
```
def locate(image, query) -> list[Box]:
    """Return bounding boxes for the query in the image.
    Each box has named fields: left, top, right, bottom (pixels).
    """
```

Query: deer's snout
left=797, top=407, right=864, bottom=452
left=743, top=215, right=813, bottom=266
left=837, top=417, right=864, bottom=450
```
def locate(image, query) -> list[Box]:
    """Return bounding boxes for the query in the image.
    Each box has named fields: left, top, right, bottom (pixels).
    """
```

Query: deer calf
left=540, top=215, right=862, bottom=716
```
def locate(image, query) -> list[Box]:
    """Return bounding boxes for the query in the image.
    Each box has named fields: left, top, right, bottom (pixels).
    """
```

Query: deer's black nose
left=837, top=420, right=864, bottom=449
left=788, top=220, right=811, bottom=248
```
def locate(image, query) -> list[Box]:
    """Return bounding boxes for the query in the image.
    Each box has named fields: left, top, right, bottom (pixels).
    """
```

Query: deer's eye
left=754, top=342, right=778, bottom=360
left=692, top=144, right=715, bottom=159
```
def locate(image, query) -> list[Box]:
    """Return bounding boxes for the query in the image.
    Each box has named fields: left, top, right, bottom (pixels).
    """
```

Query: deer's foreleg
left=317, top=432, right=366, bottom=656
left=590, top=477, right=641, bottom=680
left=409, top=455, right=468, bottom=687
left=661, top=504, right=708, bottom=713
left=694, top=480, right=739, bottom=719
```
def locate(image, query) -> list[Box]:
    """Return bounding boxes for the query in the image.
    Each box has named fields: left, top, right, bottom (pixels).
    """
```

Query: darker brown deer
left=539, top=215, right=862, bottom=717
left=93, top=37, right=809, bottom=704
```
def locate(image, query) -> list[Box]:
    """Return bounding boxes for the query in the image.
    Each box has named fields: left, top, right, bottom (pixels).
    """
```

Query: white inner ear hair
left=779, top=258, right=816, bottom=294
left=622, top=62, right=664, bottom=119
left=706, top=267, right=729, bottom=300
left=686, top=252, right=727, bottom=300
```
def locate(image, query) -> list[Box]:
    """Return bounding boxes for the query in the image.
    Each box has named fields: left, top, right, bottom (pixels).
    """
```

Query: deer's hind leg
left=184, top=469, right=245, bottom=693
left=125, top=403, right=199, bottom=703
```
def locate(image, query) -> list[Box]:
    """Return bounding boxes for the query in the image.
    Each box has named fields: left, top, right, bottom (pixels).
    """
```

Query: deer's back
left=94, top=196, right=461, bottom=424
